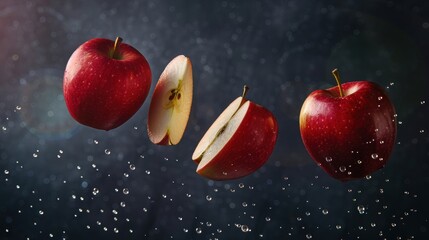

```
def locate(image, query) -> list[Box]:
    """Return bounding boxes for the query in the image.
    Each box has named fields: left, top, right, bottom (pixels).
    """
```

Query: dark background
left=1, top=0, right=429, bottom=239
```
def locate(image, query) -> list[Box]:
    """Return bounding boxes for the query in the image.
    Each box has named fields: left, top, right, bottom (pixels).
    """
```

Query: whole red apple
left=193, top=86, right=278, bottom=180
left=299, top=69, right=397, bottom=181
left=63, top=37, right=151, bottom=130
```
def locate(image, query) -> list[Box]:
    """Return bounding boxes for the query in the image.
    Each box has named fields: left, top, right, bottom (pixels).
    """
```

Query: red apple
left=193, top=86, right=278, bottom=180
left=299, top=69, right=397, bottom=181
left=63, top=37, right=151, bottom=130
left=147, top=55, right=193, bottom=145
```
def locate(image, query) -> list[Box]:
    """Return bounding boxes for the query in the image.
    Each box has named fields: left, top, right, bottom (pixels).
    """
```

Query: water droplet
left=265, top=217, right=271, bottom=221
left=306, top=233, right=313, bottom=239
left=104, top=149, right=111, bottom=155
left=92, top=188, right=99, bottom=195
left=322, top=209, right=329, bottom=215
left=4, top=170, right=9, bottom=174
left=123, top=188, right=129, bottom=195
left=93, top=140, right=99, bottom=144
left=357, top=205, right=366, bottom=214
left=15, top=106, right=22, bottom=110
left=371, top=223, right=376, bottom=227
left=339, top=166, right=346, bottom=172
left=206, top=195, right=212, bottom=201
left=120, top=202, right=126, bottom=207
left=239, top=183, right=245, bottom=188
left=123, top=173, right=129, bottom=178
left=380, top=140, right=384, bottom=144
left=242, top=202, right=248, bottom=207
left=145, top=170, right=151, bottom=175
left=39, top=210, right=44, bottom=215
left=378, top=96, right=383, bottom=100
left=183, top=228, right=188, bottom=233
left=421, top=100, right=426, bottom=104
left=336, top=225, right=342, bottom=229
left=297, top=217, right=302, bottom=221
left=325, top=156, right=332, bottom=162
left=357, top=160, right=362, bottom=164
left=33, top=153, right=38, bottom=158
left=195, top=227, right=202, bottom=234
left=241, top=225, right=249, bottom=232
left=129, top=164, right=136, bottom=171
left=371, top=153, right=378, bottom=159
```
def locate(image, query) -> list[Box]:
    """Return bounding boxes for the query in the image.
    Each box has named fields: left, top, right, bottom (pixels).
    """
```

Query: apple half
left=192, top=86, right=278, bottom=180
left=147, top=55, right=193, bottom=145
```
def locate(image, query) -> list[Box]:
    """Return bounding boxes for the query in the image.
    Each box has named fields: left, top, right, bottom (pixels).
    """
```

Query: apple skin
left=63, top=38, right=151, bottom=130
left=299, top=81, right=397, bottom=181
left=196, top=101, right=278, bottom=180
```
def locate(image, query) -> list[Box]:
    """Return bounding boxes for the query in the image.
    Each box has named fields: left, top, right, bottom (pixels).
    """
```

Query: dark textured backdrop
left=1, top=0, right=429, bottom=239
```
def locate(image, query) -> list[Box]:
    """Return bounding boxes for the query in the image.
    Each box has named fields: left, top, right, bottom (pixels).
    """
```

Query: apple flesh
left=147, top=55, right=193, bottom=145
left=193, top=87, right=278, bottom=180
left=299, top=69, right=397, bottom=181
left=63, top=37, right=151, bottom=130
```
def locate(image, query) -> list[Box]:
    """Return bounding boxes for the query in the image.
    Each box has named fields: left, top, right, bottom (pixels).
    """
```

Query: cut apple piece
left=192, top=96, right=244, bottom=164
left=147, top=55, right=193, bottom=145
left=192, top=86, right=278, bottom=180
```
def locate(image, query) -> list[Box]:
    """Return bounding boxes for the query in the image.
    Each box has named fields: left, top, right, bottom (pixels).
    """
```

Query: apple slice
left=193, top=86, right=278, bottom=180
left=147, top=55, right=193, bottom=145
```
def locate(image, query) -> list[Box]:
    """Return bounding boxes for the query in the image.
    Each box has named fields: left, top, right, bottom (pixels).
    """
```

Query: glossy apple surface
left=193, top=88, right=278, bottom=180
left=299, top=71, right=397, bottom=181
left=63, top=37, right=151, bottom=130
left=147, top=55, right=193, bottom=145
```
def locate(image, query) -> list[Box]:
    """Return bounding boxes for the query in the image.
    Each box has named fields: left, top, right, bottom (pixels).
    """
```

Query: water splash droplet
left=92, top=188, right=99, bottom=195
left=357, top=205, right=365, bottom=214
left=241, top=225, right=249, bottom=232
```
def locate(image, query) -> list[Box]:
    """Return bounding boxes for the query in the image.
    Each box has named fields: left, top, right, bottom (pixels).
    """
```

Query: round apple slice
left=193, top=87, right=278, bottom=180
left=147, top=55, right=193, bottom=145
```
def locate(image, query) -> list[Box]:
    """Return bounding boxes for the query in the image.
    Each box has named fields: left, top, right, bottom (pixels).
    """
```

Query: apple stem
left=332, top=68, right=344, bottom=97
left=242, top=85, right=249, bottom=98
left=111, top=37, right=123, bottom=59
